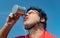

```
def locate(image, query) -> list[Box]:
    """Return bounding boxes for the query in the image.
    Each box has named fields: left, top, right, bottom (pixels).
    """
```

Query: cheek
left=29, top=14, right=40, bottom=22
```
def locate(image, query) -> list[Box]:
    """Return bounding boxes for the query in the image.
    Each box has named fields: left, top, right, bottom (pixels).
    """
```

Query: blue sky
left=0, top=0, right=60, bottom=38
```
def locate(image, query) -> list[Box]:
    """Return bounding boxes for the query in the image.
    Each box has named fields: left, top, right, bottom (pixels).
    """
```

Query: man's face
left=24, top=10, right=40, bottom=30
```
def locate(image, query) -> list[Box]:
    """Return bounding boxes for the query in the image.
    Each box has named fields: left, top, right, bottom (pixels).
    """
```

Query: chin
left=24, top=20, right=35, bottom=30
left=24, top=23, right=35, bottom=30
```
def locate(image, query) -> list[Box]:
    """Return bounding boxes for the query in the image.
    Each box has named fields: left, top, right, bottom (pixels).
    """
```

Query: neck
left=28, top=24, right=44, bottom=38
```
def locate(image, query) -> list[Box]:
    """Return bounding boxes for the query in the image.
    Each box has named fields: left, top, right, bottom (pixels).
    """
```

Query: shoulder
left=45, top=30, right=57, bottom=38
left=15, top=34, right=29, bottom=38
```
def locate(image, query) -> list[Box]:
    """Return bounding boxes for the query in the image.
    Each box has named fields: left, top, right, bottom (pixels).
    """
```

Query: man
left=0, top=7, right=56, bottom=38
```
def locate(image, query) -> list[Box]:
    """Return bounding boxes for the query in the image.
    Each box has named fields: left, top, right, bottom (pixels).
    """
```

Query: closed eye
left=28, top=12, right=33, bottom=14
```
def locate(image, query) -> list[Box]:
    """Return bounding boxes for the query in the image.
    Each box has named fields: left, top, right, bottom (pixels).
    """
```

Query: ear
left=40, top=18, right=45, bottom=22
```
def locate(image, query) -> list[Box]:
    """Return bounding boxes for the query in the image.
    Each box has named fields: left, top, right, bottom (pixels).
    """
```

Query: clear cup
left=12, top=5, right=26, bottom=16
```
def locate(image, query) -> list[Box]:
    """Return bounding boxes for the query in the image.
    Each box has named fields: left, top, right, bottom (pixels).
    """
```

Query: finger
left=6, top=13, right=14, bottom=22
left=13, top=14, right=20, bottom=20
left=9, top=13, right=14, bottom=19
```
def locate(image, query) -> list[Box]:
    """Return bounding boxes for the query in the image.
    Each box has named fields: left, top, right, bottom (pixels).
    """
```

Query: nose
left=23, top=13, right=28, bottom=18
left=25, top=13, right=29, bottom=17
left=23, top=13, right=29, bottom=19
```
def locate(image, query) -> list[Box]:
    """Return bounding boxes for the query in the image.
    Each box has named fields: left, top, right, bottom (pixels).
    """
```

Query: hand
left=6, top=11, right=24, bottom=25
left=0, top=8, right=25, bottom=38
